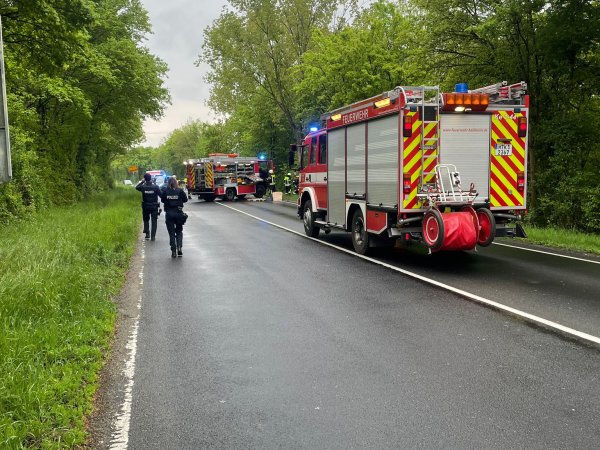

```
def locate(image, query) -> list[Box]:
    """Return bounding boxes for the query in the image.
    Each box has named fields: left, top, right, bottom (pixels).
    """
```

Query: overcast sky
left=141, top=0, right=229, bottom=147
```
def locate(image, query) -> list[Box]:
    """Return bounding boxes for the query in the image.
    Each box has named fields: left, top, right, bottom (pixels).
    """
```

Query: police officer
left=136, top=172, right=161, bottom=241
left=161, top=176, right=188, bottom=258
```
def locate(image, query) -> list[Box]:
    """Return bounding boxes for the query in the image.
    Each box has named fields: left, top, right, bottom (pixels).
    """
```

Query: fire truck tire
left=476, top=208, right=496, bottom=247
left=237, top=195, right=247, bottom=200
left=422, top=209, right=444, bottom=251
left=225, top=188, right=236, bottom=202
left=255, top=184, right=266, bottom=198
left=351, top=209, right=370, bottom=255
left=302, top=200, right=320, bottom=238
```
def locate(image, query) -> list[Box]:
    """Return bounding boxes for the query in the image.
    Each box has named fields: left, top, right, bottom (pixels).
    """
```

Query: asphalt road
left=124, top=199, right=599, bottom=449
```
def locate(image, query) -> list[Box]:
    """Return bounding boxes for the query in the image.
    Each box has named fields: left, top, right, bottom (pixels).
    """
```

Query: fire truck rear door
left=439, top=114, right=490, bottom=204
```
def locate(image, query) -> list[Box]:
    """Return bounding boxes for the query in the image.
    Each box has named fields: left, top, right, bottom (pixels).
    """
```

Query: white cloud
left=140, top=0, right=228, bottom=147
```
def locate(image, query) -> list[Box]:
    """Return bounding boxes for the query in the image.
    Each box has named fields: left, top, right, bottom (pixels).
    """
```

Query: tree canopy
left=199, top=0, right=600, bottom=232
left=0, top=0, right=169, bottom=220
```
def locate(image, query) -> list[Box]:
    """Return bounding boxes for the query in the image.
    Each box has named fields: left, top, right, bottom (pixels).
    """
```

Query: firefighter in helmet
left=160, top=176, right=188, bottom=258
left=269, top=169, right=276, bottom=192
left=284, top=172, right=292, bottom=194
left=136, top=172, right=162, bottom=241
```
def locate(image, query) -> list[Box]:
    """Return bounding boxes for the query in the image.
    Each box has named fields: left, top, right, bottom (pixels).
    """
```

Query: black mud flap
left=515, top=222, right=527, bottom=238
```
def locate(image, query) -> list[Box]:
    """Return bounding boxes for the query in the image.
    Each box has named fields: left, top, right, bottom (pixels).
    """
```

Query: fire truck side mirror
left=288, top=144, right=297, bottom=167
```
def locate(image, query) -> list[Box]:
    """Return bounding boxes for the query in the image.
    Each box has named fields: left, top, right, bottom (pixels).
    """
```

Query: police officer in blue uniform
left=161, top=176, right=188, bottom=257
left=136, top=172, right=162, bottom=241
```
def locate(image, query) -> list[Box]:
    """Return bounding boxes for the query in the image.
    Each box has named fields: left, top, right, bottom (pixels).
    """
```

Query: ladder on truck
left=402, top=86, right=441, bottom=188
left=470, top=81, right=527, bottom=104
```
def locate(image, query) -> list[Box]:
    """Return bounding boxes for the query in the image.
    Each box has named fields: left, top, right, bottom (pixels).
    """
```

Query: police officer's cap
left=144, top=173, right=152, bottom=182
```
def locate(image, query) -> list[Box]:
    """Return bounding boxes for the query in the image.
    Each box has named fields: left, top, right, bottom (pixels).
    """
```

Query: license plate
left=495, top=143, right=513, bottom=156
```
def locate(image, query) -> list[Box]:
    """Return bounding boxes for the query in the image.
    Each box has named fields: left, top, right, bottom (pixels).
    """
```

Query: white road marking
left=493, top=242, right=600, bottom=265
left=219, top=203, right=600, bottom=347
left=109, top=245, right=144, bottom=449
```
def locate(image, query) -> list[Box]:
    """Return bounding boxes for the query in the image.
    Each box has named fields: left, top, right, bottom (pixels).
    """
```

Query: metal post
left=0, top=16, right=11, bottom=183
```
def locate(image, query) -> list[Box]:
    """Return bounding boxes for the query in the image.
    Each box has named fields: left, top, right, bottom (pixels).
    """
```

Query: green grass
left=281, top=193, right=297, bottom=203
left=0, top=187, right=140, bottom=448
left=516, top=225, right=600, bottom=255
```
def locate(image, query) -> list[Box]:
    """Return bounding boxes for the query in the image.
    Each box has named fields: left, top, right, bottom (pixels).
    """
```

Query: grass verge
left=518, top=225, right=600, bottom=255
left=0, top=187, right=140, bottom=448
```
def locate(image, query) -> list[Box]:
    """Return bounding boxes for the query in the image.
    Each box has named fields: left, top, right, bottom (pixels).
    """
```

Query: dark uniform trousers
left=136, top=181, right=162, bottom=239
left=143, top=205, right=158, bottom=238
left=165, top=210, right=183, bottom=250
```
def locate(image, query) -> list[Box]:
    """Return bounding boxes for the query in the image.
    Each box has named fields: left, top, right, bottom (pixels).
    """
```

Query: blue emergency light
left=309, top=126, right=318, bottom=132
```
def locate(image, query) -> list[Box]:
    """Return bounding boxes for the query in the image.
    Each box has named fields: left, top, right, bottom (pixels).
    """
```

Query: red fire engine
left=291, top=82, right=529, bottom=254
left=185, top=153, right=274, bottom=202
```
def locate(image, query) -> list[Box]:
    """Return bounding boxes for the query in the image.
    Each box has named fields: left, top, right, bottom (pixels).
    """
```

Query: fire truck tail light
left=403, top=174, right=411, bottom=193
left=403, top=114, right=413, bottom=137
left=517, top=171, right=525, bottom=192
left=518, top=116, right=527, bottom=137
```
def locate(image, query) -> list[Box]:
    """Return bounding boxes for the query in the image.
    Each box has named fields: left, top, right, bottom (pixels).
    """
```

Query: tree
left=0, top=0, right=169, bottom=216
left=200, top=0, right=355, bottom=149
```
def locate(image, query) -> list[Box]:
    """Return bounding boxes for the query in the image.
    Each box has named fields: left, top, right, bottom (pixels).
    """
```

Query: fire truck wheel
left=351, top=209, right=370, bottom=255
left=255, top=184, right=266, bottom=198
left=302, top=200, right=320, bottom=238
left=225, top=188, right=236, bottom=202
left=237, top=195, right=247, bottom=200
left=476, top=208, right=496, bottom=247
left=422, top=209, right=445, bottom=251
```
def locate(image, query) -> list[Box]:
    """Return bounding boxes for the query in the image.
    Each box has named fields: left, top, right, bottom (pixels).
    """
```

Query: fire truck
left=291, top=82, right=529, bottom=254
left=185, top=153, right=274, bottom=202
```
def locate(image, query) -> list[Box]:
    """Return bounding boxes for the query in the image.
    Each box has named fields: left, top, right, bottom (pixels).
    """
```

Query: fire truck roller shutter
left=439, top=114, right=490, bottom=204
left=367, top=115, right=399, bottom=207
left=346, top=123, right=366, bottom=198
left=327, top=127, right=346, bottom=226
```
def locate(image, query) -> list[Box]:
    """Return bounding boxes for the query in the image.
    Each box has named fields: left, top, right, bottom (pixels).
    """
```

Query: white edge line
left=109, top=244, right=144, bottom=449
left=218, top=203, right=600, bottom=347
left=493, top=242, right=600, bottom=265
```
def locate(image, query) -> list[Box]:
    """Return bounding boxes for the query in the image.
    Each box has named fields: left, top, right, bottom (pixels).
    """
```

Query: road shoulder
left=85, top=235, right=145, bottom=449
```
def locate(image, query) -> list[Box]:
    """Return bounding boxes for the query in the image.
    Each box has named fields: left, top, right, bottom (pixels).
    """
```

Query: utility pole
left=0, top=16, right=11, bottom=184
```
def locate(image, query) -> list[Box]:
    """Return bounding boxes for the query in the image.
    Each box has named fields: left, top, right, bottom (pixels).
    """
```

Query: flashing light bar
left=309, top=126, right=318, bottom=132
left=442, top=92, right=489, bottom=111
left=331, top=113, right=341, bottom=121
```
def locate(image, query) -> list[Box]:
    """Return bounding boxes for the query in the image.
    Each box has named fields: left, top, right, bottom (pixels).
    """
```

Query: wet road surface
left=124, top=199, right=600, bottom=449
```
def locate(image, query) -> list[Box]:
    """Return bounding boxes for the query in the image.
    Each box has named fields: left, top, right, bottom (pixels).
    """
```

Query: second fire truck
left=185, top=154, right=274, bottom=202
left=292, top=82, right=529, bottom=254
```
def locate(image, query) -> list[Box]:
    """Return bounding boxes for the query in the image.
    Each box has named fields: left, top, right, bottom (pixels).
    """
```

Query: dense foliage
left=197, top=0, right=600, bottom=232
left=0, top=0, right=169, bottom=222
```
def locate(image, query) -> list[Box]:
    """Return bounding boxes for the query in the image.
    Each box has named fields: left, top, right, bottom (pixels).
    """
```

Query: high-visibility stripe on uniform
left=490, top=111, right=526, bottom=208
left=204, top=162, right=213, bottom=188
